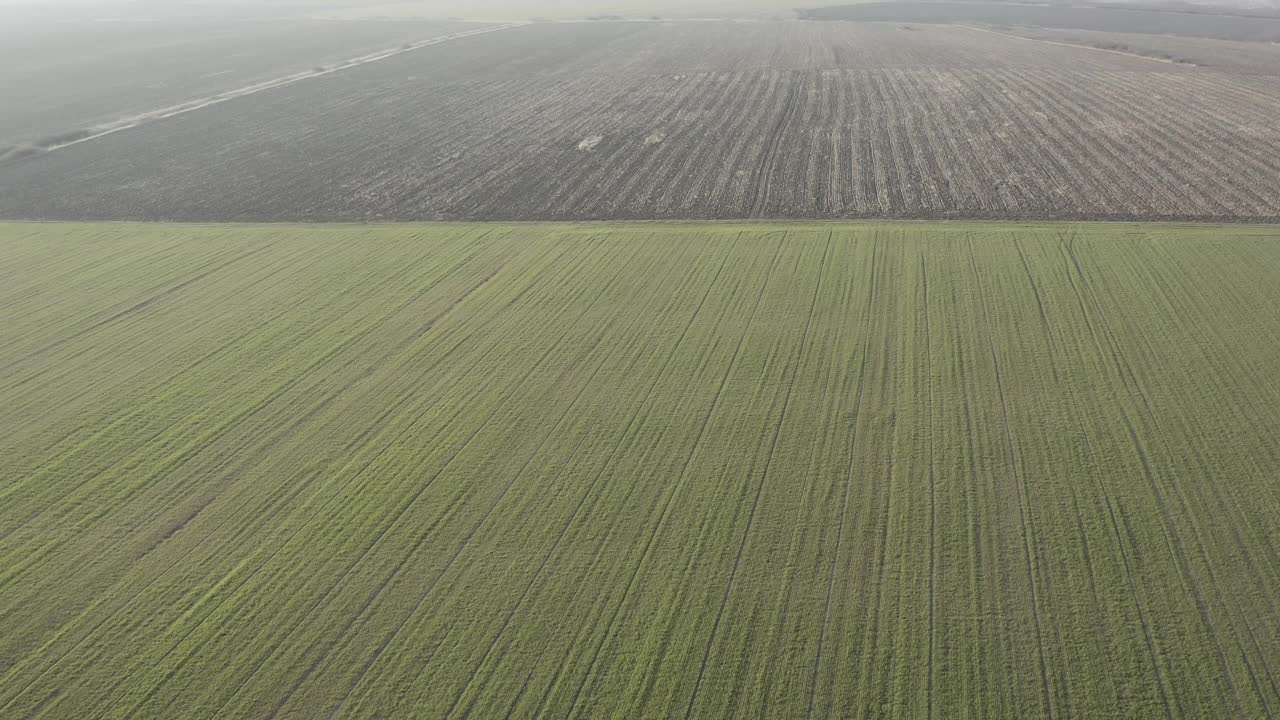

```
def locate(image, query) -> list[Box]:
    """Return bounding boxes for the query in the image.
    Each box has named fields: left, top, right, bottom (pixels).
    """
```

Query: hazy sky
left=0, top=0, right=812, bottom=22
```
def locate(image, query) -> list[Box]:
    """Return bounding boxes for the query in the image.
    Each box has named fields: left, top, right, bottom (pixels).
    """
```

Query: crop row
left=1, top=221, right=1278, bottom=717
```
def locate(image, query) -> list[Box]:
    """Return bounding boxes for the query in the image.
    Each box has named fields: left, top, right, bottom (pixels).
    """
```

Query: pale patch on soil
left=577, top=135, right=604, bottom=151
left=644, top=131, right=666, bottom=145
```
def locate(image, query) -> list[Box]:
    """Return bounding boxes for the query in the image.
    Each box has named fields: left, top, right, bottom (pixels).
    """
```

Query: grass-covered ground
left=1, top=221, right=1277, bottom=718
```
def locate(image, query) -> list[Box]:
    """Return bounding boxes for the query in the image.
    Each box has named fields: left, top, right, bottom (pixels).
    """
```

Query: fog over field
left=3, top=0, right=1278, bottom=21
left=0, top=0, right=806, bottom=21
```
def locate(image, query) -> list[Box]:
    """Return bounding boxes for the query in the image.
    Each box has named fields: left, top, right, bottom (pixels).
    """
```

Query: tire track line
left=0, top=238, right=327, bottom=443
left=0, top=230, right=520, bottom=715
left=1057, top=230, right=1248, bottom=714
left=752, top=234, right=844, bottom=712
left=684, top=230, right=830, bottom=719
left=560, top=233, right=788, bottom=712
left=274, top=236, right=657, bottom=719
left=922, top=250, right=938, bottom=720
left=200, top=236, right=628, bottom=719
left=523, top=233, right=745, bottom=720
left=101, top=233, right=594, bottom=719
left=965, top=233, right=1056, bottom=720
left=0, top=227, right=499, bottom=530
left=563, top=232, right=785, bottom=720
left=0, top=228, right=507, bottom=597
left=440, top=237, right=710, bottom=720
left=1, top=244, right=271, bottom=381
left=321, top=234, right=672, bottom=714
left=86, top=238, right=552, bottom=719
left=950, top=267, right=996, bottom=717
left=1043, top=230, right=1181, bottom=719
left=317, top=234, right=668, bottom=718
left=806, top=231, right=879, bottom=720
left=864, top=404, right=899, bottom=708
left=749, top=77, right=802, bottom=218
left=1018, top=233, right=1124, bottom=713
left=853, top=234, right=902, bottom=712
left=755, top=232, right=849, bottom=718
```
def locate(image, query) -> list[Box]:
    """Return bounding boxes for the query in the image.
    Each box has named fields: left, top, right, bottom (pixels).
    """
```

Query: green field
left=1, top=221, right=1278, bottom=718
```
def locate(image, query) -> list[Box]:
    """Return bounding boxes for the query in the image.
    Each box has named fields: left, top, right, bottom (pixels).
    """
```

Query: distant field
left=802, top=1, right=1280, bottom=41
left=1, top=21, right=1277, bottom=223
left=0, top=0, right=816, bottom=23
left=2, top=221, right=1278, bottom=718
left=0, top=18, right=488, bottom=152
left=1002, top=26, right=1280, bottom=75
left=316, top=0, right=811, bottom=20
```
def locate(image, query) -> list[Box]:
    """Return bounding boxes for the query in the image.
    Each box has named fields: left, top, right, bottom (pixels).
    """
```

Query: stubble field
left=1, top=21, right=1278, bottom=223
left=2, top=221, right=1278, bottom=718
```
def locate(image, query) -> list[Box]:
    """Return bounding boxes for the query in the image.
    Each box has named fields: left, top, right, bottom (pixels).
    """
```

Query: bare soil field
left=0, top=18, right=489, bottom=151
left=1, top=21, right=1278, bottom=223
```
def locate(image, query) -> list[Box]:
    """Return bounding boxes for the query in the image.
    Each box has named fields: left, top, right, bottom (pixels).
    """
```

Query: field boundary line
left=954, top=24, right=1193, bottom=67
left=10, top=23, right=526, bottom=161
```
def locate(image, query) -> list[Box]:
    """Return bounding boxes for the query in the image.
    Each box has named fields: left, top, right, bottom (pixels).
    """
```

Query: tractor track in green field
left=966, top=232, right=1058, bottom=719
left=1, top=221, right=1278, bottom=719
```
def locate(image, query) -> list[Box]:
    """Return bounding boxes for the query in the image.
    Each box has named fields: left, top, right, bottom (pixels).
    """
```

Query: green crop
left=1, top=221, right=1276, bottom=718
